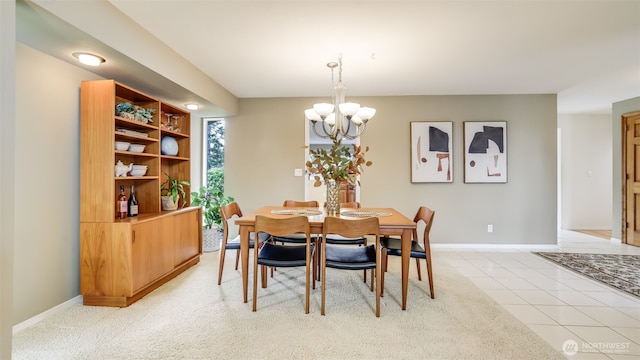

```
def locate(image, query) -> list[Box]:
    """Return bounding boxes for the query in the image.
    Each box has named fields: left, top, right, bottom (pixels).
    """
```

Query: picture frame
left=463, top=121, right=507, bottom=183
left=410, top=122, right=453, bottom=183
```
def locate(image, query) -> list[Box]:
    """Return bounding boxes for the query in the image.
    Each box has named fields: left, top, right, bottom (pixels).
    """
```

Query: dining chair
left=323, top=201, right=369, bottom=282
left=253, top=215, right=315, bottom=313
left=380, top=206, right=435, bottom=299
left=274, top=200, right=320, bottom=245
left=218, top=202, right=270, bottom=285
left=321, top=216, right=381, bottom=317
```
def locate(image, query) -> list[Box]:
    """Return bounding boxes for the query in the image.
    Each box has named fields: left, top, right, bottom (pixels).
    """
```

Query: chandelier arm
left=323, top=118, right=341, bottom=138
left=343, top=123, right=367, bottom=140
left=343, top=117, right=353, bottom=136
left=312, top=121, right=331, bottom=139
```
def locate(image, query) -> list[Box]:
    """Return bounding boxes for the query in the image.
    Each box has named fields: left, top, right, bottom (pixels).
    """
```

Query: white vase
left=202, top=226, right=221, bottom=252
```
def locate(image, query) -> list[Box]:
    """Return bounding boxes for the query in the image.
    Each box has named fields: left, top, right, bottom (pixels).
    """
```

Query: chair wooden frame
left=219, top=202, right=269, bottom=285
left=321, top=216, right=381, bottom=317
left=282, top=200, right=319, bottom=208
left=381, top=206, right=435, bottom=299
left=253, top=215, right=315, bottom=313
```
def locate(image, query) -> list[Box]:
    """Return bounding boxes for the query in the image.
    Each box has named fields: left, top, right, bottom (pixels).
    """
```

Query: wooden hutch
left=79, top=80, right=201, bottom=307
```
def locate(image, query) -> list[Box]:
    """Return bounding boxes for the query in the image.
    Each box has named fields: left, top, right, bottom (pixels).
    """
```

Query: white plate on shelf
left=116, top=129, right=148, bottom=137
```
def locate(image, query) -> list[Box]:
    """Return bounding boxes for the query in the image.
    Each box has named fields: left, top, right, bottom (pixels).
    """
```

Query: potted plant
left=305, top=138, right=372, bottom=214
left=133, top=105, right=154, bottom=124
left=191, top=185, right=234, bottom=252
left=160, top=172, right=190, bottom=210
left=115, top=101, right=135, bottom=121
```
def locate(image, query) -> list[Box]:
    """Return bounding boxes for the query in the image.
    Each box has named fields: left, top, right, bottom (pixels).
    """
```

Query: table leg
left=240, top=226, right=250, bottom=303
left=401, top=228, right=411, bottom=310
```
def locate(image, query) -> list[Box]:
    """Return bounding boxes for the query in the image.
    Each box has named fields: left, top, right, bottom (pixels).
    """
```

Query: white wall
left=13, top=44, right=102, bottom=324
left=558, top=114, right=612, bottom=230
left=1, top=1, right=16, bottom=357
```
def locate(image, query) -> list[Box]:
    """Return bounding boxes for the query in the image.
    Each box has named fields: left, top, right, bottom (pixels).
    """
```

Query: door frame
left=621, top=111, right=640, bottom=245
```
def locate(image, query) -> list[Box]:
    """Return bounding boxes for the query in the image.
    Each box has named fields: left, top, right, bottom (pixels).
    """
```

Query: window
left=204, top=118, right=225, bottom=191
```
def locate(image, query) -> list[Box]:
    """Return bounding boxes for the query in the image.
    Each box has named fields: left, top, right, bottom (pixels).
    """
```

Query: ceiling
left=17, top=0, right=640, bottom=118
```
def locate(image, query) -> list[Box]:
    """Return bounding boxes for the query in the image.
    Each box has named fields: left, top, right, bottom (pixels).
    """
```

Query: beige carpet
left=13, top=251, right=563, bottom=360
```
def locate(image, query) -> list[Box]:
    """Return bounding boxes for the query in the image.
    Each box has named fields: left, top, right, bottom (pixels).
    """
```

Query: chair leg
left=425, top=247, right=435, bottom=299
left=311, top=250, right=316, bottom=290
left=261, top=265, right=268, bottom=288
left=380, top=251, right=386, bottom=297
left=321, top=248, right=326, bottom=315
left=375, top=266, right=381, bottom=318
left=416, top=257, right=422, bottom=281
left=234, top=249, right=240, bottom=270
left=384, top=249, right=389, bottom=272
left=369, top=269, right=374, bottom=291
left=217, top=242, right=228, bottom=285
left=252, top=249, right=259, bottom=312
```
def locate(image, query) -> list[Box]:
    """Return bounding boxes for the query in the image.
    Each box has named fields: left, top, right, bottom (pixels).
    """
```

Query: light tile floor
left=434, top=230, right=640, bottom=360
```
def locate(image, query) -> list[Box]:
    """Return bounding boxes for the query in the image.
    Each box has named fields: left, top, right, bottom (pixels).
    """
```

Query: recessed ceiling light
left=72, top=52, right=105, bottom=67
left=185, top=104, right=199, bottom=110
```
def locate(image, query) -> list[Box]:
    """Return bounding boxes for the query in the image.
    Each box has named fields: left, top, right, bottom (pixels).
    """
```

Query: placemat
left=341, top=210, right=392, bottom=217
left=270, top=209, right=323, bottom=216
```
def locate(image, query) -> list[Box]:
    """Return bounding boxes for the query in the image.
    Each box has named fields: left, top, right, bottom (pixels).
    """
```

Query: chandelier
left=305, top=57, right=376, bottom=141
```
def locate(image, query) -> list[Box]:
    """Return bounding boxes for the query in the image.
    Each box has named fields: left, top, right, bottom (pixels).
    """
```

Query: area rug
left=533, top=252, right=640, bottom=298
left=12, top=253, right=563, bottom=360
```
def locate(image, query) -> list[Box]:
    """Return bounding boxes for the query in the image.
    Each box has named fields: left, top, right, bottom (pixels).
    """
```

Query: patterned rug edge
left=532, top=252, right=640, bottom=299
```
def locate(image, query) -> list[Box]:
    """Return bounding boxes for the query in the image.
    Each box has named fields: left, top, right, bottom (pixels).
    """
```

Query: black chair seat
left=381, top=237, right=426, bottom=258
left=325, top=234, right=367, bottom=245
left=226, top=232, right=271, bottom=250
left=325, top=244, right=376, bottom=270
left=274, top=233, right=319, bottom=244
left=258, top=242, right=315, bottom=268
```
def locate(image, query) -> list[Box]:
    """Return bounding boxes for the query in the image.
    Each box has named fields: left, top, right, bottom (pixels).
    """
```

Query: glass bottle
left=128, top=185, right=139, bottom=217
left=116, top=185, right=127, bottom=219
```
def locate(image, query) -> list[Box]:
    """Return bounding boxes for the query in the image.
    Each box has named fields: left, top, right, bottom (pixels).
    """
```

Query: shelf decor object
left=410, top=122, right=453, bottom=183
left=161, top=136, right=179, bottom=156
left=80, top=79, right=200, bottom=307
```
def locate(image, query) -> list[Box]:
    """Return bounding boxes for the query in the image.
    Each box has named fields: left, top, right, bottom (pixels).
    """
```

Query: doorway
left=621, top=111, right=640, bottom=246
left=304, top=120, right=360, bottom=205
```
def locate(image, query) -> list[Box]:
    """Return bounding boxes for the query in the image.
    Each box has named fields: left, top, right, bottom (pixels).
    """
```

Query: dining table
left=235, top=205, right=417, bottom=310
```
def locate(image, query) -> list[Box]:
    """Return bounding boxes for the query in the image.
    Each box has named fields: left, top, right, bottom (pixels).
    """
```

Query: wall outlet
left=294, top=168, right=303, bottom=176
left=487, top=224, right=493, bottom=233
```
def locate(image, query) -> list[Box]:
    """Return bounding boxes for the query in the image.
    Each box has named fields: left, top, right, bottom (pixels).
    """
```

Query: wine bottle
left=116, top=185, right=127, bottom=219
left=128, top=185, right=139, bottom=217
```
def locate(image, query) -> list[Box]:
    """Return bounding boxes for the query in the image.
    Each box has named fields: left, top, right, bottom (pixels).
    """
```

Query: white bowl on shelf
left=130, top=167, right=147, bottom=176
left=128, top=144, right=145, bottom=153
left=115, top=141, right=130, bottom=151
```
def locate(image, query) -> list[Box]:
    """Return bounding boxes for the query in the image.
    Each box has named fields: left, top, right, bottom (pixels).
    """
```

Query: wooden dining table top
left=236, top=206, right=416, bottom=233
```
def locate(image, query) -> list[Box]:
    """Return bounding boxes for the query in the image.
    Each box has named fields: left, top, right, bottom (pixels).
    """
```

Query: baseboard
left=431, top=243, right=559, bottom=250
left=611, top=237, right=622, bottom=244
left=12, top=295, right=83, bottom=334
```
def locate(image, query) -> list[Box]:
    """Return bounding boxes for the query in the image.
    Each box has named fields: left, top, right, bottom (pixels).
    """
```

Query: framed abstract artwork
left=411, top=122, right=453, bottom=183
left=463, top=121, right=507, bottom=183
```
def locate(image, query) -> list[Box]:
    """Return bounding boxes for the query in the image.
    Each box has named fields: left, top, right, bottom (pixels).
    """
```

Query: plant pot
left=203, top=226, right=221, bottom=252
left=161, top=195, right=179, bottom=211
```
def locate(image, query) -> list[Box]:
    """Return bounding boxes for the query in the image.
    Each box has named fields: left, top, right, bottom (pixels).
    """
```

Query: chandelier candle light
left=305, top=57, right=376, bottom=141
